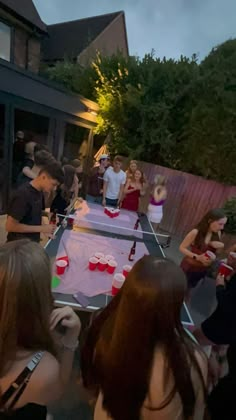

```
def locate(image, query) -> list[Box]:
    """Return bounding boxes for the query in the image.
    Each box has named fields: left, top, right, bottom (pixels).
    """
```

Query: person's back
left=94, top=345, right=206, bottom=420
left=82, top=256, right=207, bottom=420
left=0, top=240, right=81, bottom=419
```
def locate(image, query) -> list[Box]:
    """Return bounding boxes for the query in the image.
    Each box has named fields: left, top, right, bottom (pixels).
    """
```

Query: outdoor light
left=87, top=108, right=98, bottom=116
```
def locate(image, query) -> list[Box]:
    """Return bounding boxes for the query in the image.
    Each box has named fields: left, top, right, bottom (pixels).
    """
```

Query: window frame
left=0, top=18, right=14, bottom=63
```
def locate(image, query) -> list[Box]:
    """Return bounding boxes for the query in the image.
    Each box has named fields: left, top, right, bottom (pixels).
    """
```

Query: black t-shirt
left=202, top=275, right=236, bottom=378
left=7, top=183, right=44, bottom=243
left=16, top=158, right=34, bottom=187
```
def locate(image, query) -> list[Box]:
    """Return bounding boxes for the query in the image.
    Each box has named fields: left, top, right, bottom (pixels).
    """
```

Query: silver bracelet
left=61, top=338, right=79, bottom=352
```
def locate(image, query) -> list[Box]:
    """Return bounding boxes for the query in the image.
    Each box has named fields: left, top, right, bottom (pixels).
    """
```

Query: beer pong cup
left=218, top=263, right=233, bottom=277
left=123, top=264, right=132, bottom=278
left=67, top=216, right=74, bottom=226
left=98, top=258, right=108, bottom=271
left=94, top=252, right=104, bottom=260
left=112, top=273, right=125, bottom=296
left=104, top=207, right=109, bottom=215
left=105, top=255, right=114, bottom=261
left=114, top=209, right=120, bottom=217
left=109, top=209, right=115, bottom=218
left=89, top=257, right=98, bottom=271
left=204, top=250, right=216, bottom=261
left=56, top=259, right=68, bottom=275
left=107, top=260, right=117, bottom=274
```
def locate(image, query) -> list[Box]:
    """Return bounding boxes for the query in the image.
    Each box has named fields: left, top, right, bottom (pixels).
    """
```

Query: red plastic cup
left=56, top=259, right=68, bottom=275
left=105, top=255, right=114, bottom=261
left=110, top=210, right=116, bottom=218
left=67, top=216, right=74, bottom=226
left=98, top=258, right=108, bottom=272
left=204, top=250, right=216, bottom=261
left=89, top=257, right=98, bottom=271
left=107, top=260, right=117, bottom=274
left=123, top=264, right=132, bottom=278
left=114, top=209, right=120, bottom=217
left=94, top=252, right=104, bottom=260
left=218, top=263, right=233, bottom=277
left=104, top=207, right=108, bottom=215
left=112, top=273, right=125, bottom=296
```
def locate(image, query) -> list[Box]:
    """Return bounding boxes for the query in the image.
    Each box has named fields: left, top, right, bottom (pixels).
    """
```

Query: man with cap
left=86, top=154, right=109, bottom=204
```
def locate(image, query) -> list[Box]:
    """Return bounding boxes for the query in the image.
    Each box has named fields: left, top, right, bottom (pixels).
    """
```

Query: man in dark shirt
left=193, top=271, right=236, bottom=420
left=86, top=154, right=109, bottom=203
left=6, top=161, right=64, bottom=242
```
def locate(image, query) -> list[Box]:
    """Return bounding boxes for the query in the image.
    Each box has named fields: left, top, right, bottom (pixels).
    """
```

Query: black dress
left=0, top=352, right=47, bottom=419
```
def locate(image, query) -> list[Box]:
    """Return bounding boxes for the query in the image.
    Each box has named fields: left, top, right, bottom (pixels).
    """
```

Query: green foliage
left=223, top=197, right=236, bottom=234
left=43, top=41, right=236, bottom=185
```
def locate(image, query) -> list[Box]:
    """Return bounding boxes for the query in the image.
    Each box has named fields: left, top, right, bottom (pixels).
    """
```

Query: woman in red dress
left=122, top=169, right=146, bottom=211
left=179, top=208, right=227, bottom=299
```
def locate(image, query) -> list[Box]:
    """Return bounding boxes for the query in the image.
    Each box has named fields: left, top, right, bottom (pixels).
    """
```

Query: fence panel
left=125, top=160, right=236, bottom=237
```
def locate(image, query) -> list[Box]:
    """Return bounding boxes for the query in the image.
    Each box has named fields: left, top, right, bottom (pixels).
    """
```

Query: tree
left=43, top=40, right=236, bottom=184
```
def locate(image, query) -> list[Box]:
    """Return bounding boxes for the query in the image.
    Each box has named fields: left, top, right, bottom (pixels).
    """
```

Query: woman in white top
left=81, top=256, right=208, bottom=420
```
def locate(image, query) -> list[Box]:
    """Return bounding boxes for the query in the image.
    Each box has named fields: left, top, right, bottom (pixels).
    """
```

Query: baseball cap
left=16, top=131, right=24, bottom=139
left=99, top=154, right=109, bottom=161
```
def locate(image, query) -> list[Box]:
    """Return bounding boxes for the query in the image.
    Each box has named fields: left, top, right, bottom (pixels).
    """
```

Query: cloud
left=34, top=0, right=236, bottom=59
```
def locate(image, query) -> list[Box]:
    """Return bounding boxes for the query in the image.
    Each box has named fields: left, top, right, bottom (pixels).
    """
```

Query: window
left=0, top=21, right=11, bottom=61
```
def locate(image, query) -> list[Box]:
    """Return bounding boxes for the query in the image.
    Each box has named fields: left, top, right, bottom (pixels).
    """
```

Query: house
left=42, top=11, right=129, bottom=66
left=0, top=0, right=99, bottom=214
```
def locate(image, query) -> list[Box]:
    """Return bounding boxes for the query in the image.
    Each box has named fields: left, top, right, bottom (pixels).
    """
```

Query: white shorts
left=147, top=204, right=163, bottom=224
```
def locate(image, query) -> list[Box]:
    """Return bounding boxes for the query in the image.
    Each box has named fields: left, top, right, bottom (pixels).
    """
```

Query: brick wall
left=13, top=27, right=41, bottom=73
left=28, top=36, right=40, bottom=73
left=13, top=27, right=27, bottom=69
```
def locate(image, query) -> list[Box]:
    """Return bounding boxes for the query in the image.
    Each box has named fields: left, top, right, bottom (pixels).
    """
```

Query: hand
left=196, top=254, right=212, bottom=266
left=102, top=198, right=106, bottom=207
left=41, top=224, right=57, bottom=235
left=50, top=306, right=81, bottom=341
left=216, top=273, right=225, bottom=286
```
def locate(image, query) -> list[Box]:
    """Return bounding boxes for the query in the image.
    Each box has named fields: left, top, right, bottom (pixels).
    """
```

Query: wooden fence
left=126, top=160, right=236, bottom=237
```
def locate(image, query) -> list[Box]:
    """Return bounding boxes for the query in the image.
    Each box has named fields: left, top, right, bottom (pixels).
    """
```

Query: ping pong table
left=45, top=201, right=194, bottom=326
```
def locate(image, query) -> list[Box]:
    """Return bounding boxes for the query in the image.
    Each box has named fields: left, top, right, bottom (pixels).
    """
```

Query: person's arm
left=72, top=175, right=79, bottom=199
left=179, top=229, right=210, bottom=265
left=6, top=216, right=56, bottom=235
left=153, top=186, right=166, bottom=202
left=30, top=306, right=81, bottom=405
left=123, top=180, right=134, bottom=195
left=22, top=166, right=36, bottom=180
left=118, top=184, right=125, bottom=205
left=102, top=181, right=108, bottom=206
left=118, top=173, right=126, bottom=205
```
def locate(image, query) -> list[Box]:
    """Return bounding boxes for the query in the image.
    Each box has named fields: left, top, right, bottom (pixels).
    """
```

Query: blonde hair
left=0, top=240, right=56, bottom=377
left=153, top=174, right=166, bottom=186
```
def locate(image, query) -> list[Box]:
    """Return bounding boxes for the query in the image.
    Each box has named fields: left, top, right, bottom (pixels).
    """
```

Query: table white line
left=56, top=214, right=170, bottom=239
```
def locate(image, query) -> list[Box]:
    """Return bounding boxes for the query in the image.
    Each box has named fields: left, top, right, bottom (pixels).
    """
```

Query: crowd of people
left=0, top=136, right=236, bottom=419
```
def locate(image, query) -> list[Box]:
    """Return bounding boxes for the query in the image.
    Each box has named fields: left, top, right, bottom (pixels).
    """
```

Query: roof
left=0, top=0, right=47, bottom=33
left=42, top=11, right=123, bottom=62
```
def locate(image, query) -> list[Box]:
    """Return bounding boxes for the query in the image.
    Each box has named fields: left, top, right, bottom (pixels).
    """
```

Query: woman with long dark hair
left=179, top=208, right=227, bottom=293
left=81, top=256, right=207, bottom=420
left=0, top=240, right=81, bottom=419
left=50, top=164, right=79, bottom=214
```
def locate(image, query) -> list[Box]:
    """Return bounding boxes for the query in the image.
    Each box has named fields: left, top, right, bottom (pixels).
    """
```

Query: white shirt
left=103, top=167, right=126, bottom=200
